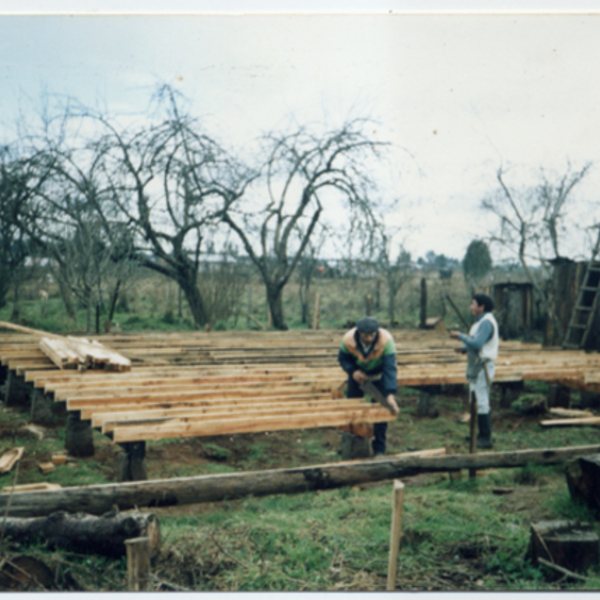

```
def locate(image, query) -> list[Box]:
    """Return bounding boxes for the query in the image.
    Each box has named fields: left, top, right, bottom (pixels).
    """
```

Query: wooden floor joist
left=2, top=327, right=600, bottom=443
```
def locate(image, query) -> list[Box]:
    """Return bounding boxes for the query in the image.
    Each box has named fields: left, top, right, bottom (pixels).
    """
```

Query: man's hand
left=387, top=394, right=399, bottom=415
left=352, top=370, right=368, bottom=385
left=449, top=330, right=461, bottom=339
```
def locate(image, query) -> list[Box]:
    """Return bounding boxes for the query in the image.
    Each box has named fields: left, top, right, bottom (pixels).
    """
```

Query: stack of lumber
left=0, top=322, right=131, bottom=373
left=40, top=336, right=131, bottom=372
left=40, top=336, right=131, bottom=371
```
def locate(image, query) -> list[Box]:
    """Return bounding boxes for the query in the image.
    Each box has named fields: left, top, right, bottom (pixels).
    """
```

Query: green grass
left=1, top=272, right=599, bottom=590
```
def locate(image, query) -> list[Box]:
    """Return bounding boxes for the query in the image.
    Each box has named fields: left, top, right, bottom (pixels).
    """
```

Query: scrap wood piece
left=0, top=447, right=24, bottom=474
left=51, top=454, right=68, bottom=465
left=1, top=482, right=62, bottom=494
left=538, top=557, right=587, bottom=582
left=548, top=407, right=594, bottom=419
left=37, top=462, right=55, bottom=474
left=540, top=417, right=600, bottom=427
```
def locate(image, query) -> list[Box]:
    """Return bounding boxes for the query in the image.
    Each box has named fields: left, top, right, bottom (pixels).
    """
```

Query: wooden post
left=469, top=391, right=478, bottom=479
left=387, top=479, right=405, bottom=590
left=267, top=306, right=273, bottom=330
left=366, top=294, right=372, bottom=316
left=420, top=278, right=427, bottom=329
left=125, top=536, right=151, bottom=591
left=312, top=291, right=321, bottom=330
left=246, top=287, right=252, bottom=329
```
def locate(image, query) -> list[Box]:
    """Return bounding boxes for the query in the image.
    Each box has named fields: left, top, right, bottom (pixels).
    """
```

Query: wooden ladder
left=563, top=228, right=600, bottom=349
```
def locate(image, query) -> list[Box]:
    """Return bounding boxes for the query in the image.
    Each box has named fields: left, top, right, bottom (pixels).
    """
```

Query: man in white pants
left=450, top=293, right=499, bottom=449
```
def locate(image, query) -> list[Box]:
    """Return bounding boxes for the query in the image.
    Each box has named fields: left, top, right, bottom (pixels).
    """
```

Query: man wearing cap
left=338, top=317, right=399, bottom=456
left=450, top=293, right=499, bottom=449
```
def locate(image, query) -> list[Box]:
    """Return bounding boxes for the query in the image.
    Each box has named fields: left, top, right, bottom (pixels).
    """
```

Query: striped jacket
left=338, top=327, right=398, bottom=395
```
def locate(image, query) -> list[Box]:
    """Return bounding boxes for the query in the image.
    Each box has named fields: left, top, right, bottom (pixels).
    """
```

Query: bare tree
left=96, top=88, right=257, bottom=328
left=482, top=164, right=590, bottom=337
left=295, top=225, right=327, bottom=326
left=222, top=120, right=385, bottom=330
left=374, top=228, right=412, bottom=324
left=0, top=148, right=31, bottom=309
left=0, top=143, right=59, bottom=314
left=538, top=162, right=591, bottom=258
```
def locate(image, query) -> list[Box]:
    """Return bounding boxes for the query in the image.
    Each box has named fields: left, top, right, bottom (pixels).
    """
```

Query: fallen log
left=0, top=444, right=598, bottom=518
left=0, top=510, right=160, bottom=557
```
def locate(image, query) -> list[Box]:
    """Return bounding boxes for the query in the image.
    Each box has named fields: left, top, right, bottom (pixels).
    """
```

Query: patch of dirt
left=494, top=483, right=558, bottom=523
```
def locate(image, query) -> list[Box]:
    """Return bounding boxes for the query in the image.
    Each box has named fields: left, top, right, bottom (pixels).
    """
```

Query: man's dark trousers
left=346, top=376, right=388, bottom=455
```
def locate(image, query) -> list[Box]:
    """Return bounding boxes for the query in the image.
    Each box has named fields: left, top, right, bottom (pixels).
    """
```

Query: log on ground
left=0, top=444, right=599, bottom=518
left=0, top=510, right=160, bottom=557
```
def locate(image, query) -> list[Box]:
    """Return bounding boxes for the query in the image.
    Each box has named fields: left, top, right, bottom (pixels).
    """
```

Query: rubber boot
left=476, top=413, right=493, bottom=449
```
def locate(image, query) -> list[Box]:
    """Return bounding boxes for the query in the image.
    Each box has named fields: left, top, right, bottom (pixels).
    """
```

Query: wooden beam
left=111, top=407, right=396, bottom=441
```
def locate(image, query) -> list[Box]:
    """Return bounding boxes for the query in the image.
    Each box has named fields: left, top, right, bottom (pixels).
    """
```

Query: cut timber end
left=39, top=334, right=131, bottom=372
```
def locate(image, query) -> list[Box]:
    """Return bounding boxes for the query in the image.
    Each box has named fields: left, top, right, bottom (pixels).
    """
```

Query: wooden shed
left=545, top=257, right=600, bottom=349
left=491, top=282, right=534, bottom=340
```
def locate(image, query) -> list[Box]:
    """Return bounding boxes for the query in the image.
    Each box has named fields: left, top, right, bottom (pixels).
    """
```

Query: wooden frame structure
left=2, top=328, right=600, bottom=444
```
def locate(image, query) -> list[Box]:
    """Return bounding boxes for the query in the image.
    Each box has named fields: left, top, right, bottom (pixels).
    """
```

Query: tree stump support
left=416, top=390, right=439, bottom=418
left=548, top=385, right=571, bottom=408
left=499, top=381, right=524, bottom=409
left=3, top=372, right=30, bottom=408
left=341, top=431, right=371, bottom=460
left=387, top=479, right=405, bottom=590
left=30, top=389, right=54, bottom=426
left=118, top=442, right=147, bottom=482
left=64, top=412, right=94, bottom=458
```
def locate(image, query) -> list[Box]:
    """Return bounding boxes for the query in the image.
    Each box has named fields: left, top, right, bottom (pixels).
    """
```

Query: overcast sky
left=2, top=1, right=600, bottom=263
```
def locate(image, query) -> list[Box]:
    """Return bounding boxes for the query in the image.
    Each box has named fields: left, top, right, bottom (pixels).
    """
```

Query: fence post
left=387, top=479, right=405, bottom=590
left=312, top=291, right=321, bottom=330
left=469, top=391, right=478, bottom=479
left=125, top=536, right=151, bottom=591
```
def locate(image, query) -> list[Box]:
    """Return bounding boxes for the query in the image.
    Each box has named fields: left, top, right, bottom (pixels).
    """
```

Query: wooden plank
left=100, top=400, right=371, bottom=433
left=78, top=392, right=334, bottom=419
left=112, top=407, right=395, bottom=442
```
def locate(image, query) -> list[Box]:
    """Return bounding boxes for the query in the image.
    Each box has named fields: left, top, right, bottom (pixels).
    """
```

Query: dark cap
left=356, top=316, right=379, bottom=334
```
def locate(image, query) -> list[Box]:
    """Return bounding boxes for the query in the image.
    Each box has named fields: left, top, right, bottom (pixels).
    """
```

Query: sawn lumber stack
left=2, top=327, right=600, bottom=443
